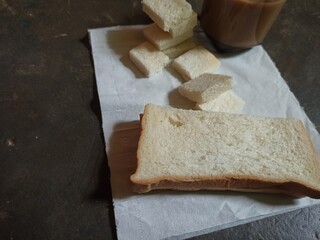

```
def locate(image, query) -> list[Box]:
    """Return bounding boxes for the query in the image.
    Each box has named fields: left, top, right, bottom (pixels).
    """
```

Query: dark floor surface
left=0, top=0, right=319, bottom=239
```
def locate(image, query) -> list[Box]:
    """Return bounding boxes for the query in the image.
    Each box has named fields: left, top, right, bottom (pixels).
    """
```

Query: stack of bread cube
left=178, top=73, right=246, bottom=113
left=129, top=0, right=245, bottom=114
left=129, top=0, right=219, bottom=80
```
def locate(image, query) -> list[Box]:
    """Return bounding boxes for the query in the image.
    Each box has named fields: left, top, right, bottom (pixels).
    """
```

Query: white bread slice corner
left=178, top=73, right=232, bottom=103
left=196, top=90, right=245, bottom=113
left=143, top=23, right=193, bottom=51
left=172, top=46, right=220, bottom=81
left=129, top=42, right=170, bottom=77
left=163, top=38, right=199, bottom=59
left=142, top=0, right=193, bottom=32
left=131, top=104, right=320, bottom=198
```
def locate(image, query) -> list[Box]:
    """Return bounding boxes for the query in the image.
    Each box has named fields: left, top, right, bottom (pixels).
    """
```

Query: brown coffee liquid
left=200, top=0, right=286, bottom=52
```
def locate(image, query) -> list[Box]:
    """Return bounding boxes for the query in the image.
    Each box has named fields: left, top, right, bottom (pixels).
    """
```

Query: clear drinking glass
left=200, top=0, right=287, bottom=52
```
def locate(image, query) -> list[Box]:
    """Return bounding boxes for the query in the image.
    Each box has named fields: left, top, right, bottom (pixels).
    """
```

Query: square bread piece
left=129, top=42, right=170, bottom=77
left=163, top=38, right=198, bottom=58
left=130, top=104, right=320, bottom=199
left=142, top=0, right=193, bottom=32
left=172, top=46, right=220, bottom=81
left=143, top=23, right=193, bottom=51
left=178, top=73, right=232, bottom=103
left=196, top=90, right=245, bottom=113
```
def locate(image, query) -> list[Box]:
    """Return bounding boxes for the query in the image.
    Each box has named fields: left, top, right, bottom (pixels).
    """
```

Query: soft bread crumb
left=196, top=90, right=245, bottom=113
left=129, top=42, right=170, bottom=76
left=178, top=73, right=232, bottom=103
left=130, top=104, right=320, bottom=198
left=169, top=11, right=198, bottom=37
left=172, top=46, right=220, bottom=81
left=142, top=0, right=193, bottom=32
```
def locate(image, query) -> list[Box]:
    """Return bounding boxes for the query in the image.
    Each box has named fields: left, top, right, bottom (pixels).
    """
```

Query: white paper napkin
left=89, top=25, right=320, bottom=240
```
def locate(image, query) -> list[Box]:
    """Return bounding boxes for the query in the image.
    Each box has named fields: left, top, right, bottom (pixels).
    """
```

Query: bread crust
left=132, top=178, right=320, bottom=199
left=143, top=23, right=193, bottom=51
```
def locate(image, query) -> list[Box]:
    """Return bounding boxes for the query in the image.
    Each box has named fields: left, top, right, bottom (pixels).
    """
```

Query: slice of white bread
left=178, top=73, right=232, bottom=103
left=143, top=23, right=193, bottom=51
left=172, top=46, right=220, bottom=81
left=142, top=0, right=193, bottom=32
left=195, top=90, right=245, bottom=113
left=130, top=104, right=320, bottom=198
left=169, top=11, right=198, bottom=37
left=163, top=38, right=199, bottom=58
left=129, top=42, right=170, bottom=76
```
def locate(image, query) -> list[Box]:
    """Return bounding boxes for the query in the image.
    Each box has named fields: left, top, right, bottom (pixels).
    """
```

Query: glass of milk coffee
left=200, top=0, right=287, bottom=52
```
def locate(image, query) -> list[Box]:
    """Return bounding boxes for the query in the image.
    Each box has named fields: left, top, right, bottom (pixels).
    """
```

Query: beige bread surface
left=143, top=23, right=193, bottom=51
left=169, top=11, right=198, bottom=37
left=196, top=90, right=245, bottom=113
left=130, top=104, right=320, bottom=198
left=142, top=0, right=193, bottom=32
left=129, top=42, right=170, bottom=76
left=172, top=46, right=220, bottom=81
left=163, top=38, right=199, bottom=58
left=178, top=73, right=232, bottom=103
